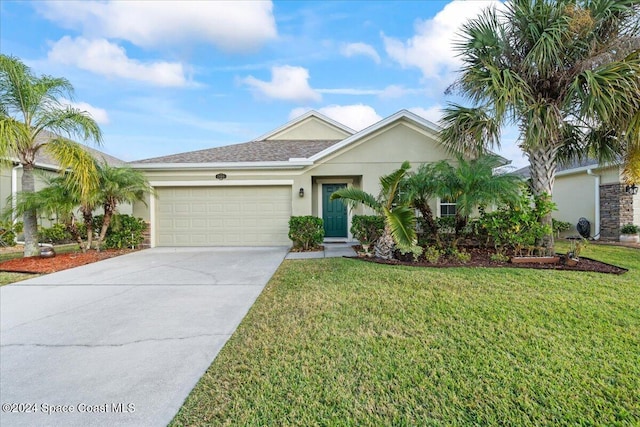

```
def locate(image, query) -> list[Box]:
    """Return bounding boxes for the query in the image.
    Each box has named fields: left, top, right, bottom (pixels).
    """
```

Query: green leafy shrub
left=450, top=248, right=471, bottom=263
left=478, top=190, right=555, bottom=256
left=423, top=246, right=443, bottom=264
left=399, top=245, right=423, bottom=262
left=0, top=221, right=17, bottom=246
left=351, top=215, right=384, bottom=246
left=38, top=223, right=72, bottom=244
left=490, top=252, right=510, bottom=262
left=289, top=216, right=324, bottom=251
left=621, top=224, right=639, bottom=234
left=552, top=219, right=572, bottom=237
left=93, top=214, right=147, bottom=249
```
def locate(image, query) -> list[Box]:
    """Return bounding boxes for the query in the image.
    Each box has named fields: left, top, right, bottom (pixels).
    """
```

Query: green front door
left=322, top=184, right=348, bottom=238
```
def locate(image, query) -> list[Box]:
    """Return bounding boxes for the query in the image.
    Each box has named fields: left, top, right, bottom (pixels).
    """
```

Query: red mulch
left=0, top=249, right=136, bottom=274
left=355, top=247, right=628, bottom=275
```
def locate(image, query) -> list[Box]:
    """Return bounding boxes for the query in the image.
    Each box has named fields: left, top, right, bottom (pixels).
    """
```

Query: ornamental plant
left=288, top=216, right=324, bottom=251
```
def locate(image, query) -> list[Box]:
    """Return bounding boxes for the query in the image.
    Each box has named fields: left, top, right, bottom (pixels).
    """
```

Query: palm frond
left=383, top=206, right=417, bottom=251
left=439, top=104, right=501, bottom=157
left=45, top=138, right=100, bottom=202
left=330, top=187, right=381, bottom=213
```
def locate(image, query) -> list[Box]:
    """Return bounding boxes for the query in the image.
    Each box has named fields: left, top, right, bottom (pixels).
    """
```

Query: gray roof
left=134, top=139, right=341, bottom=163
left=514, top=157, right=601, bottom=178
left=28, top=130, right=125, bottom=167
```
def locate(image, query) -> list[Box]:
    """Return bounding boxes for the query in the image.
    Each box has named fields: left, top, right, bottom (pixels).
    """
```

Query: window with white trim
left=439, top=197, right=457, bottom=217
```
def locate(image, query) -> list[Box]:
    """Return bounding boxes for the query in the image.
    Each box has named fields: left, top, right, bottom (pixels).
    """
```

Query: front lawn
left=0, top=272, right=38, bottom=286
left=175, top=244, right=639, bottom=425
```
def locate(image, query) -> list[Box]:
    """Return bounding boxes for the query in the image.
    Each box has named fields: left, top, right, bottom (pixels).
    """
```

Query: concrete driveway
left=0, top=246, right=288, bottom=427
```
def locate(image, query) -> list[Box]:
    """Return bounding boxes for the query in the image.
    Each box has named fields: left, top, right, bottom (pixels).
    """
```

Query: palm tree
left=435, top=154, right=523, bottom=221
left=0, top=54, right=102, bottom=256
left=440, top=0, right=640, bottom=254
left=402, top=162, right=442, bottom=238
left=330, top=161, right=417, bottom=260
left=95, top=163, right=151, bottom=250
left=10, top=174, right=86, bottom=249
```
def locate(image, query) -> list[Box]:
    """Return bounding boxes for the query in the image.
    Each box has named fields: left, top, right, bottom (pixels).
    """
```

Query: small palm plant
left=95, top=163, right=151, bottom=250
left=330, top=161, right=419, bottom=260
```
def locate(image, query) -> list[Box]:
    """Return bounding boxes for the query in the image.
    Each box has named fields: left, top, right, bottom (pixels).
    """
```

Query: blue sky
left=0, top=0, right=526, bottom=167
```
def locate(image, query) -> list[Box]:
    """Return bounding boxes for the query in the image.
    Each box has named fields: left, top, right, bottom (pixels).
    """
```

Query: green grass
left=0, top=271, right=38, bottom=286
left=0, top=243, right=80, bottom=262
left=171, top=244, right=639, bottom=426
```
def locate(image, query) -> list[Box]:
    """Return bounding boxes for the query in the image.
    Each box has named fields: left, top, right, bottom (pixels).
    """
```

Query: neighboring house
left=515, top=159, right=640, bottom=240
left=0, top=131, right=128, bottom=227
left=130, top=110, right=458, bottom=247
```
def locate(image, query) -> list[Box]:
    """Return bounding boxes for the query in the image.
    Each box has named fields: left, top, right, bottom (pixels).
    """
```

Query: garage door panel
left=156, top=186, right=291, bottom=246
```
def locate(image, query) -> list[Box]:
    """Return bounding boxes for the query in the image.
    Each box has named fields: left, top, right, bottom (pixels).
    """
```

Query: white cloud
left=382, top=1, right=501, bottom=79
left=289, top=104, right=382, bottom=131
left=242, top=66, right=321, bottom=103
left=409, top=106, right=444, bottom=125
left=317, top=88, right=381, bottom=95
left=340, top=42, right=381, bottom=64
left=59, top=98, right=109, bottom=124
left=48, top=37, right=189, bottom=87
left=38, top=1, right=277, bottom=52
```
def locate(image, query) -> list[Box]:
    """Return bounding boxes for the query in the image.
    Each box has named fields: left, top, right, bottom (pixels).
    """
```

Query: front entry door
left=322, top=184, right=348, bottom=238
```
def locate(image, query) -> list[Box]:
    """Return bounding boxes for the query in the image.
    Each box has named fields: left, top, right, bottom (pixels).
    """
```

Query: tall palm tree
left=330, top=161, right=417, bottom=260
left=95, top=163, right=151, bottom=250
left=440, top=0, right=640, bottom=253
left=0, top=54, right=102, bottom=256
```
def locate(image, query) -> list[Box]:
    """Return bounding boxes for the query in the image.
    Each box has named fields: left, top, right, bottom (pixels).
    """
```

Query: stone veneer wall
left=599, top=184, right=635, bottom=240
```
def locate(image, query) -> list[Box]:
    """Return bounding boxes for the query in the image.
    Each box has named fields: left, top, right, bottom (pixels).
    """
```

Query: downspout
left=11, top=164, right=21, bottom=224
left=587, top=168, right=600, bottom=240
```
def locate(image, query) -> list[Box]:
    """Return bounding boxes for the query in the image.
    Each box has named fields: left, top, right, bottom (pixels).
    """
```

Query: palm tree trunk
left=374, top=224, right=395, bottom=260
left=415, top=201, right=438, bottom=238
left=97, top=202, right=115, bottom=251
left=528, top=146, right=558, bottom=255
left=21, top=164, right=40, bottom=257
left=81, top=207, right=93, bottom=252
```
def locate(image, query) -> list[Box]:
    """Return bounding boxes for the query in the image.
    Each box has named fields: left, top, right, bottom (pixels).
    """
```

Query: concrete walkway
left=285, top=242, right=358, bottom=259
left=0, top=247, right=288, bottom=427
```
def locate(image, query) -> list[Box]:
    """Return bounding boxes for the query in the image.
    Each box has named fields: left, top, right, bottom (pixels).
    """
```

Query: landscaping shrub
left=450, top=248, right=471, bottom=263
left=552, top=219, right=572, bottom=237
left=93, top=214, right=147, bottom=249
left=288, top=216, right=324, bottom=251
left=351, top=215, right=384, bottom=246
left=423, top=246, right=443, bottom=263
left=478, top=191, right=555, bottom=256
left=0, top=221, right=17, bottom=246
left=621, top=224, right=639, bottom=234
left=38, top=223, right=72, bottom=244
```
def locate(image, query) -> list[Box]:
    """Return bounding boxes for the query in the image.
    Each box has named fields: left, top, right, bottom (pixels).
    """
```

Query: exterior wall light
left=625, top=184, right=638, bottom=195
left=299, top=188, right=304, bottom=197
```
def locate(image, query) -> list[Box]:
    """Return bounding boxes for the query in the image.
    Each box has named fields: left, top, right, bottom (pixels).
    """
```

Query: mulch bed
left=0, top=249, right=136, bottom=274
left=355, top=247, right=628, bottom=275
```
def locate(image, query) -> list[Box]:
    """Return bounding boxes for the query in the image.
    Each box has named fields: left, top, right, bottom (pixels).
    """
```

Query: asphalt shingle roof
left=30, top=130, right=125, bottom=167
left=134, top=139, right=341, bottom=163
left=514, top=157, right=601, bottom=178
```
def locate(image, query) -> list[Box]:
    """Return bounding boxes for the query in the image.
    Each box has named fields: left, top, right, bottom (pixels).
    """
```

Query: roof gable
left=308, top=109, right=440, bottom=162
left=255, top=111, right=355, bottom=141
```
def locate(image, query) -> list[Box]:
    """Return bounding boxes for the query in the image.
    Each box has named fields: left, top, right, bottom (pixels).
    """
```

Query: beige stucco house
left=517, top=159, right=640, bottom=240
left=0, top=133, right=128, bottom=228
left=131, top=110, right=455, bottom=247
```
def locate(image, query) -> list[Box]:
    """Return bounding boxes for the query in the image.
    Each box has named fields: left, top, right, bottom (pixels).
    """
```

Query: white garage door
left=156, top=186, right=292, bottom=246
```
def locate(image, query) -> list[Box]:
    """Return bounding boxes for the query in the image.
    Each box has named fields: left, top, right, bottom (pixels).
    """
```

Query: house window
left=440, top=198, right=457, bottom=217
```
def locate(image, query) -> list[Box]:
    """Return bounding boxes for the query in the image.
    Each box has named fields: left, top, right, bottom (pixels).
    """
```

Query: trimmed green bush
left=621, top=224, right=639, bottom=234
left=289, top=216, right=324, bottom=251
left=93, top=214, right=147, bottom=249
left=350, top=215, right=384, bottom=245
left=552, top=219, right=572, bottom=237
left=38, top=223, right=72, bottom=244
left=0, top=222, right=17, bottom=247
